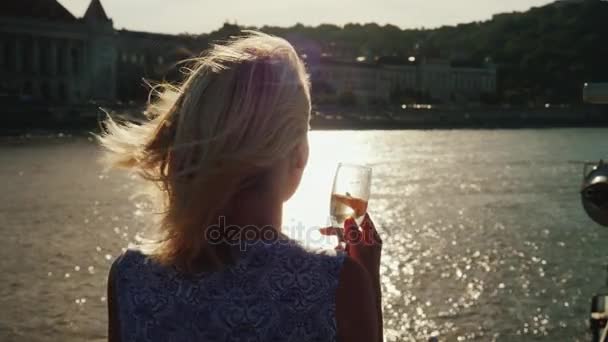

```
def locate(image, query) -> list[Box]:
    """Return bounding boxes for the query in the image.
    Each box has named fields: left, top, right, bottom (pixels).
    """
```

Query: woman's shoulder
left=111, top=248, right=146, bottom=267
left=109, top=247, right=161, bottom=281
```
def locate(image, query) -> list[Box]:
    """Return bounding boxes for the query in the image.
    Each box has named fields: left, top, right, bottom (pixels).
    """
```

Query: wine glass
left=329, top=163, right=372, bottom=229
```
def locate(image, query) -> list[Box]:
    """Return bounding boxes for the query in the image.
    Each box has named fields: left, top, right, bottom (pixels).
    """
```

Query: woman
left=102, top=32, right=383, bottom=342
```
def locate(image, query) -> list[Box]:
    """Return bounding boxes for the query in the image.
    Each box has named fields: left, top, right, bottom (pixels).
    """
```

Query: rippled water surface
left=1, top=129, right=608, bottom=341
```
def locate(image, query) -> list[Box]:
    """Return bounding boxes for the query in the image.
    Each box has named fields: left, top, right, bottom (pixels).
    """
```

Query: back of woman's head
left=99, top=32, right=311, bottom=272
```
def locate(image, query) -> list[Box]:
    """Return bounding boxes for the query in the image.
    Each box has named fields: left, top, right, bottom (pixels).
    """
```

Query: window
left=39, top=41, right=49, bottom=76
left=4, top=38, right=15, bottom=71
left=58, top=82, right=67, bottom=101
left=14, top=38, right=23, bottom=73
left=56, top=45, right=63, bottom=74
left=0, top=41, right=4, bottom=68
left=23, top=81, right=33, bottom=96
left=18, top=38, right=30, bottom=73
left=71, top=48, right=80, bottom=75
left=41, top=81, right=51, bottom=101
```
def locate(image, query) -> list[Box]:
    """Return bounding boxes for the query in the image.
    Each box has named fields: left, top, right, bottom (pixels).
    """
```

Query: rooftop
left=0, top=0, right=76, bottom=22
left=84, top=0, right=111, bottom=23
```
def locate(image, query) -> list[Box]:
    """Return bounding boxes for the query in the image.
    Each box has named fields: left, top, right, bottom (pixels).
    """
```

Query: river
left=1, top=128, right=608, bottom=341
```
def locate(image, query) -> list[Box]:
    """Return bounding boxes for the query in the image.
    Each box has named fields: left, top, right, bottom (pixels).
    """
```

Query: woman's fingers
left=319, top=227, right=340, bottom=236
left=360, top=215, right=373, bottom=245
left=361, top=213, right=382, bottom=245
left=319, top=215, right=380, bottom=248
left=361, top=213, right=375, bottom=230
left=319, top=227, right=345, bottom=243
left=344, top=217, right=361, bottom=246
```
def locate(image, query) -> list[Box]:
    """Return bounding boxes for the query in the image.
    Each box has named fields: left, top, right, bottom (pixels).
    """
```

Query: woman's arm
left=324, top=214, right=384, bottom=342
left=336, top=256, right=380, bottom=342
left=107, top=265, right=121, bottom=342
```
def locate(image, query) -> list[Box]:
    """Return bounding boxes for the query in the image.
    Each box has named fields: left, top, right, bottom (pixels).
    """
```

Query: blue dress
left=110, top=237, right=346, bottom=342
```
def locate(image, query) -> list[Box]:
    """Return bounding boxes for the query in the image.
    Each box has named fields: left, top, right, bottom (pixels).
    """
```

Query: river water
left=1, top=129, right=608, bottom=341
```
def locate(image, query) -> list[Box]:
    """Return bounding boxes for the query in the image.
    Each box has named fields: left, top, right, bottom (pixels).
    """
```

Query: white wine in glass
left=330, top=163, right=372, bottom=227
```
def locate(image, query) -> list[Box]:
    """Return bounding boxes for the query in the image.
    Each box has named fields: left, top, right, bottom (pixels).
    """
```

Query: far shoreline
left=1, top=103, right=607, bottom=136
left=2, top=124, right=608, bottom=140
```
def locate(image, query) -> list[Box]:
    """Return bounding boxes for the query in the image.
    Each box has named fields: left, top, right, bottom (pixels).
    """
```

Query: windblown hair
left=99, top=32, right=311, bottom=272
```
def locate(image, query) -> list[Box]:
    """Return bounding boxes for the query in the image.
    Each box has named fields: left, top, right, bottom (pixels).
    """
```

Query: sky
left=57, top=0, right=556, bottom=35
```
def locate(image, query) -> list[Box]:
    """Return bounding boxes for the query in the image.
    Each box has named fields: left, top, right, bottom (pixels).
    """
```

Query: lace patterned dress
left=110, top=238, right=346, bottom=341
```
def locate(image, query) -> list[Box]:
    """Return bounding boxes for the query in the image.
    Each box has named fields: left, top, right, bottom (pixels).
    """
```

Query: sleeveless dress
left=110, top=237, right=346, bottom=342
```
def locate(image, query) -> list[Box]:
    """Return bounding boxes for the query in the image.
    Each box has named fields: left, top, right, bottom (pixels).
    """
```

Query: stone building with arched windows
left=0, top=0, right=117, bottom=104
left=0, top=0, right=206, bottom=107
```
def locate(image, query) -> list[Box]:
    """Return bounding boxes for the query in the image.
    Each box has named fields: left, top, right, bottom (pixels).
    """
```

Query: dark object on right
left=581, top=160, right=608, bottom=227
left=581, top=160, right=608, bottom=341
left=591, top=293, right=608, bottom=342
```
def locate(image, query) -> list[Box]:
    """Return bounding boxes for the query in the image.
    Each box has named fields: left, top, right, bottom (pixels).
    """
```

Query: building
left=0, top=0, right=117, bottom=104
left=309, top=56, right=497, bottom=105
left=0, top=0, right=206, bottom=106
left=309, top=59, right=391, bottom=105
left=115, top=30, right=204, bottom=102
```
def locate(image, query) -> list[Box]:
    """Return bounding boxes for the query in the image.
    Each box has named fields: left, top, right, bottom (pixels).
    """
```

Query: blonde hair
left=99, top=32, right=311, bottom=272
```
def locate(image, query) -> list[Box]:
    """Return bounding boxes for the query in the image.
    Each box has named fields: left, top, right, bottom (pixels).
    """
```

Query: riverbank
left=310, top=105, right=608, bottom=130
left=1, top=103, right=607, bottom=134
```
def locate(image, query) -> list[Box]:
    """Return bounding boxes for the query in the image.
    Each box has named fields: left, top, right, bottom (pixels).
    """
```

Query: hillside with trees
left=203, top=0, right=608, bottom=105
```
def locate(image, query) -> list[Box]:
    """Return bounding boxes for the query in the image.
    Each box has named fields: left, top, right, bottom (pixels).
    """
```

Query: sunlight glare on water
left=283, top=131, right=375, bottom=249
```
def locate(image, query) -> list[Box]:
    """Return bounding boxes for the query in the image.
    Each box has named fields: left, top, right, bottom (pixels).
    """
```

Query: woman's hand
left=320, top=213, right=382, bottom=282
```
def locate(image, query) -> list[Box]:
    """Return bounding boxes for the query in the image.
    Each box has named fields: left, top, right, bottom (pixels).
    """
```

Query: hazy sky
left=57, top=0, right=555, bottom=34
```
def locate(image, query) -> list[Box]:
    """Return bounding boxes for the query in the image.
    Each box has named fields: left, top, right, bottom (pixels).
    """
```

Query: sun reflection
left=282, top=131, right=374, bottom=248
